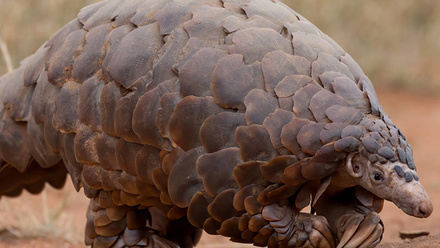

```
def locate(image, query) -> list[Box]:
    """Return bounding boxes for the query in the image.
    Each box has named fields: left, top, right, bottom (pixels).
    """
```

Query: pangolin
left=0, top=0, right=433, bottom=247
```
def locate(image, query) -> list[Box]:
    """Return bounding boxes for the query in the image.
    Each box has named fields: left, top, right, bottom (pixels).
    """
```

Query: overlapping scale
left=325, top=105, right=364, bottom=125
left=129, top=0, right=169, bottom=26
left=212, top=54, right=264, bottom=110
left=188, top=191, right=212, bottom=228
left=319, top=123, right=347, bottom=145
left=262, top=109, right=295, bottom=155
left=233, top=161, right=267, bottom=189
left=311, top=52, right=354, bottom=84
left=180, top=48, right=227, bottom=97
left=331, top=77, right=370, bottom=113
left=135, top=145, right=161, bottom=185
left=169, top=96, right=226, bottom=151
left=233, top=184, right=265, bottom=212
left=71, top=24, right=109, bottom=83
left=261, top=50, right=310, bottom=94
left=52, top=81, right=82, bottom=133
left=0, top=115, right=32, bottom=172
left=223, top=15, right=281, bottom=34
left=27, top=117, right=60, bottom=168
left=244, top=89, right=279, bottom=125
left=151, top=28, right=187, bottom=89
left=200, top=112, right=246, bottom=153
left=296, top=123, right=326, bottom=155
left=82, top=0, right=122, bottom=31
left=101, top=24, right=135, bottom=81
left=198, top=147, right=242, bottom=197
left=292, top=82, right=322, bottom=120
left=107, top=23, right=163, bottom=89
left=96, top=133, right=120, bottom=171
left=109, top=0, right=144, bottom=28
left=115, top=138, right=143, bottom=176
left=309, top=90, right=349, bottom=123
left=280, top=118, right=312, bottom=159
left=78, top=76, right=105, bottom=132
left=132, top=78, right=178, bottom=149
left=292, top=32, right=338, bottom=62
left=46, top=29, right=86, bottom=86
left=299, top=143, right=346, bottom=180
left=235, top=125, right=279, bottom=161
left=154, top=0, right=222, bottom=36
left=207, top=189, right=238, bottom=222
left=260, top=155, right=298, bottom=183
left=73, top=127, right=99, bottom=165
left=274, top=75, right=315, bottom=99
left=114, top=82, right=145, bottom=143
left=228, top=28, right=293, bottom=64
left=183, top=5, right=232, bottom=43
left=241, top=0, right=298, bottom=27
left=168, top=147, right=205, bottom=208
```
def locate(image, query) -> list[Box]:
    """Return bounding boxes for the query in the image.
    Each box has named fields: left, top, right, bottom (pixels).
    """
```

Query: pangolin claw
left=336, top=212, right=383, bottom=248
left=145, top=233, right=180, bottom=248
left=284, top=213, right=335, bottom=248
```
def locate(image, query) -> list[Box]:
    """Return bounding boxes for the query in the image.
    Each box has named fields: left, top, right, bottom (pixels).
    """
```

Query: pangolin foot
left=283, top=213, right=335, bottom=248
left=142, top=231, right=180, bottom=248
left=90, top=227, right=180, bottom=248
left=262, top=203, right=335, bottom=248
left=335, top=211, right=384, bottom=248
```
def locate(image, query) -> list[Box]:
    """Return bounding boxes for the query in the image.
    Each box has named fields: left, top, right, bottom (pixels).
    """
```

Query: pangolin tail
left=0, top=45, right=67, bottom=197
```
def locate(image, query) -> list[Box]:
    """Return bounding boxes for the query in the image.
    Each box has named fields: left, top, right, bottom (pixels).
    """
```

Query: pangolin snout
left=414, top=199, right=433, bottom=218
left=393, top=182, right=433, bottom=218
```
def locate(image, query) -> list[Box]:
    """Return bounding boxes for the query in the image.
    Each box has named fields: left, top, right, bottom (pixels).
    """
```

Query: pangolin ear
left=346, top=154, right=363, bottom=178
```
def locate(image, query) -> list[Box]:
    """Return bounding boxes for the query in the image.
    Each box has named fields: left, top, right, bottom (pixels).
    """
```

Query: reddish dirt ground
left=0, top=89, right=439, bottom=247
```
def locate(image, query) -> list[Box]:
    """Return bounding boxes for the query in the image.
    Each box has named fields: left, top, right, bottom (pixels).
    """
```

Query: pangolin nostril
left=417, top=201, right=433, bottom=217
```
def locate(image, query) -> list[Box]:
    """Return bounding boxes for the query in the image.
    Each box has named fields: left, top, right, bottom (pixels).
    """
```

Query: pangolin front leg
left=314, top=188, right=384, bottom=248
left=334, top=211, right=383, bottom=248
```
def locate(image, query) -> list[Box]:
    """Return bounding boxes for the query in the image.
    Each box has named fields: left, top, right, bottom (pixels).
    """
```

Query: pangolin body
left=0, top=0, right=432, bottom=247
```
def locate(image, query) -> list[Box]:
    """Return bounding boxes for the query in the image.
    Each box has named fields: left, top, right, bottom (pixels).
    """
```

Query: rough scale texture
left=0, top=0, right=433, bottom=247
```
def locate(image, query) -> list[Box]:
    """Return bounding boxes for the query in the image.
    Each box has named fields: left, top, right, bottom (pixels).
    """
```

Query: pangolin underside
left=0, top=0, right=432, bottom=247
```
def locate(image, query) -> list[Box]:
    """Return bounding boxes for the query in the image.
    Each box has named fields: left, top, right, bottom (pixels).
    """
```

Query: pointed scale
left=260, top=155, right=299, bottom=183
left=233, top=161, right=267, bottom=190
left=233, top=184, right=265, bottom=212
left=300, top=143, right=346, bottom=181
left=207, top=189, right=238, bottom=223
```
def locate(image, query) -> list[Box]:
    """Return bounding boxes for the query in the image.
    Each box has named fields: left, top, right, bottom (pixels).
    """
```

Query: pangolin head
left=345, top=117, right=433, bottom=218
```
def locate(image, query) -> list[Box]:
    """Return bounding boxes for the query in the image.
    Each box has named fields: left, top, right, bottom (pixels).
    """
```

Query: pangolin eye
left=373, top=173, right=382, bottom=181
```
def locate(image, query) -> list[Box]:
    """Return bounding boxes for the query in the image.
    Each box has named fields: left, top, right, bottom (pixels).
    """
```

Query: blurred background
left=0, top=0, right=439, bottom=247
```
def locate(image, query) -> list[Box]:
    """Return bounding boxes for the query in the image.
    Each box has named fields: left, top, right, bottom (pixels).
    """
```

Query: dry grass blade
left=0, top=31, right=13, bottom=73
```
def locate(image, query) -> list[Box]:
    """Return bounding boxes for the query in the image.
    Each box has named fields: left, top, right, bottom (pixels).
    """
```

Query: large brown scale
left=0, top=0, right=432, bottom=247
